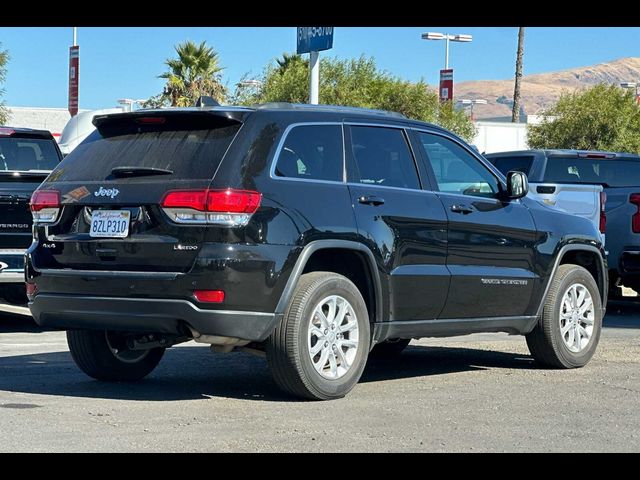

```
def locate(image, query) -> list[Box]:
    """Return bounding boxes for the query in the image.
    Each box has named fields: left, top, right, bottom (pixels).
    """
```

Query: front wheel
left=526, top=264, right=603, bottom=368
left=266, top=272, right=371, bottom=400
left=67, top=330, right=165, bottom=381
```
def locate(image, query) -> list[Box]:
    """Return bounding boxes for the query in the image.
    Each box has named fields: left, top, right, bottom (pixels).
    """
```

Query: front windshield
left=0, top=137, right=60, bottom=172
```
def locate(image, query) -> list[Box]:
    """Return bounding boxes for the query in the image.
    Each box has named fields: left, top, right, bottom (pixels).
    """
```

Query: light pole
left=621, top=82, right=640, bottom=104
left=421, top=31, right=473, bottom=70
left=458, top=98, right=487, bottom=121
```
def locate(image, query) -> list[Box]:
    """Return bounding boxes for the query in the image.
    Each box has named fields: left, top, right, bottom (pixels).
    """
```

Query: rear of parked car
left=0, top=127, right=61, bottom=303
left=486, top=151, right=606, bottom=242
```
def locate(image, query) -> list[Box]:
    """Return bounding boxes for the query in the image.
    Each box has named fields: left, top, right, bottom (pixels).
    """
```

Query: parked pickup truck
left=485, top=149, right=640, bottom=294
left=0, top=126, right=62, bottom=303
left=485, top=150, right=605, bottom=243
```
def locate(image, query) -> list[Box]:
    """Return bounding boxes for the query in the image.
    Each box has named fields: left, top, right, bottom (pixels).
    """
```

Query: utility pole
left=512, top=27, right=525, bottom=123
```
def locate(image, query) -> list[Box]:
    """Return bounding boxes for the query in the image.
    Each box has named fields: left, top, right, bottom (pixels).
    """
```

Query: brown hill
left=455, top=57, right=640, bottom=119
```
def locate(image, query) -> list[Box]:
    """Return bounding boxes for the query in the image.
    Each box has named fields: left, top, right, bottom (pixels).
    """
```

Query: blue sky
left=1, top=27, right=639, bottom=110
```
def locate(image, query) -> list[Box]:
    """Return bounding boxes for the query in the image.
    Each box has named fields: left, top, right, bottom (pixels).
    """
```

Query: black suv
left=26, top=104, right=607, bottom=400
left=0, top=126, right=61, bottom=303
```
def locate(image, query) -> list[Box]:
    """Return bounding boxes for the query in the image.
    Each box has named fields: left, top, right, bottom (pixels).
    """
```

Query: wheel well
left=302, top=248, right=376, bottom=323
left=560, top=250, right=605, bottom=300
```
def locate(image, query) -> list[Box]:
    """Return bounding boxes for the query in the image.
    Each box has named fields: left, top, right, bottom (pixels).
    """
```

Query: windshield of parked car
left=544, top=156, right=640, bottom=187
left=0, top=137, right=60, bottom=172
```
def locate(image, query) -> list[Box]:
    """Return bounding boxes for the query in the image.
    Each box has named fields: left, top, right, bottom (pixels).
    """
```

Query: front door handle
left=450, top=204, right=474, bottom=214
left=358, top=195, right=385, bottom=206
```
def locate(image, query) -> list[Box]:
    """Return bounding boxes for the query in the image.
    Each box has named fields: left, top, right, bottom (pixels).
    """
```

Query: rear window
left=489, top=155, right=534, bottom=176
left=543, top=156, right=640, bottom=187
left=0, top=137, right=60, bottom=172
left=49, top=120, right=240, bottom=182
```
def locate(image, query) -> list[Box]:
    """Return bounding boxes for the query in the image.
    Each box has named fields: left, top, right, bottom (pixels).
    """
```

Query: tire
left=67, top=330, right=165, bottom=381
left=370, top=338, right=410, bottom=358
left=266, top=271, right=371, bottom=400
left=526, top=264, right=603, bottom=369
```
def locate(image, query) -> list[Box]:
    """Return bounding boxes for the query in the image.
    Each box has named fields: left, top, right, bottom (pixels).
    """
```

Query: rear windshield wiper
left=110, top=166, right=174, bottom=178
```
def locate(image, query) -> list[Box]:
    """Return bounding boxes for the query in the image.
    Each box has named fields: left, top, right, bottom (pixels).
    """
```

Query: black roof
left=486, top=149, right=640, bottom=159
left=0, top=126, right=54, bottom=139
left=104, top=102, right=451, bottom=136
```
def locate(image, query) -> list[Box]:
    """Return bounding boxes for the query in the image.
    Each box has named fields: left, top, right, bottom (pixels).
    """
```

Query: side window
left=274, top=125, right=343, bottom=182
left=349, top=126, right=420, bottom=190
left=490, top=156, right=534, bottom=176
left=418, top=132, right=500, bottom=198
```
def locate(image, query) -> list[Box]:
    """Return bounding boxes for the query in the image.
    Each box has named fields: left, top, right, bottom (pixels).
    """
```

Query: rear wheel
left=526, top=264, right=602, bottom=368
left=266, top=272, right=370, bottom=400
left=370, top=338, right=410, bottom=357
left=67, top=330, right=165, bottom=381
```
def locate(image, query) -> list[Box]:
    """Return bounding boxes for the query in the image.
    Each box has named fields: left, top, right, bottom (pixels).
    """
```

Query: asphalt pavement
left=0, top=301, right=638, bottom=452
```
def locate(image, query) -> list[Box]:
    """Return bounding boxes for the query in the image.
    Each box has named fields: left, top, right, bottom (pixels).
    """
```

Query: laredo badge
left=62, top=186, right=91, bottom=203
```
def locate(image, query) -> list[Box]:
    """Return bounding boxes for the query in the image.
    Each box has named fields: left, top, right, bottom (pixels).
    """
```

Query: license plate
left=89, top=210, right=131, bottom=238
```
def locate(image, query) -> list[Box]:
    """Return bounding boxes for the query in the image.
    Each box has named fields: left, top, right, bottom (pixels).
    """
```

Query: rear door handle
left=450, top=204, right=474, bottom=214
left=358, top=195, right=385, bottom=206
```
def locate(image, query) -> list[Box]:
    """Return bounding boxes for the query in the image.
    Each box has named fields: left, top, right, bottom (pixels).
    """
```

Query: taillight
left=599, top=191, right=607, bottom=234
left=630, top=194, right=640, bottom=233
left=0, top=127, right=15, bottom=136
left=193, top=289, right=225, bottom=303
left=161, top=189, right=262, bottom=226
left=30, top=190, right=61, bottom=224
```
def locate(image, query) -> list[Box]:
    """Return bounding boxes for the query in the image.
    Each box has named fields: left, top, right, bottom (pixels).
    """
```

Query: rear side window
left=274, top=125, right=343, bottom=182
left=490, top=156, right=534, bottom=176
left=0, top=138, right=60, bottom=172
left=349, top=126, right=420, bottom=189
left=544, top=156, right=640, bottom=187
left=48, top=121, right=240, bottom=182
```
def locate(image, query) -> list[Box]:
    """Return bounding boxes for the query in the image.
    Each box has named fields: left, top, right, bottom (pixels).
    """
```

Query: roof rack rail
left=253, top=102, right=406, bottom=119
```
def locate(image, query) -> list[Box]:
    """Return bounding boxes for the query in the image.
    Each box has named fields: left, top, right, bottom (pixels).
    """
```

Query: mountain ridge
left=454, top=57, right=640, bottom=119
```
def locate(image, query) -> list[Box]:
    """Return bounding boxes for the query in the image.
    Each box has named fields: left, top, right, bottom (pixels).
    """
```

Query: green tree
left=0, top=44, right=9, bottom=125
left=154, top=41, right=226, bottom=107
left=239, top=54, right=475, bottom=141
left=528, top=84, right=640, bottom=153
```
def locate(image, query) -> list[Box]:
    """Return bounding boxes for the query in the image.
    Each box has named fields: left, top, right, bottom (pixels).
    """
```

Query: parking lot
left=0, top=300, right=637, bottom=453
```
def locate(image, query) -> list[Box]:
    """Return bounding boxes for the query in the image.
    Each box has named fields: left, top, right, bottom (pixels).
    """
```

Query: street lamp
left=458, top=98, right=487, bottom=121
left=620, top=82, right=640, bottom=103
left=421, top=31, right=473, bottom=70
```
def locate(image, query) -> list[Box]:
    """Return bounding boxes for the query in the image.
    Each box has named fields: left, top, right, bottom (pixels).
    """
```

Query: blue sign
left=297, top=27, right=334, bottom=54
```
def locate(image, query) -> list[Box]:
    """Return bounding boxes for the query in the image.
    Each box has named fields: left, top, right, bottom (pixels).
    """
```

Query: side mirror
left=506, top=170, right=529, bottom=199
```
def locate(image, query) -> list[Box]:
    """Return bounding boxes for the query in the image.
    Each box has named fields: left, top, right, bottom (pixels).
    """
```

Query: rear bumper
left=29, top=294, right=281, bottom=342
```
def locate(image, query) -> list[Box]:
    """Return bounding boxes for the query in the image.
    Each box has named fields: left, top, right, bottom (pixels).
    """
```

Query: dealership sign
left=68, top=46, right=79, bottom=117
left=439, top=69, right=453, bottom=102
left=297, top=27, right=334, bottom=54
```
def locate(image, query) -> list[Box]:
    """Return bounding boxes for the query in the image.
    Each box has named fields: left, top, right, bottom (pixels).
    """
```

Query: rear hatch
left=0, top=129, right=60, bottom=251
left=33, top=111, right=243, bottom=273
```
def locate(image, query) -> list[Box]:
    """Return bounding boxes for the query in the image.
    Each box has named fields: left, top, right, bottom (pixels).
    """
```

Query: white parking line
left=0, top=303, right=31, bottom=317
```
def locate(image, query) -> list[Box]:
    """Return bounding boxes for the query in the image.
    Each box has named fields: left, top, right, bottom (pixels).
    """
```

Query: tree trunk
left=512, top=27, right=525, bottom=123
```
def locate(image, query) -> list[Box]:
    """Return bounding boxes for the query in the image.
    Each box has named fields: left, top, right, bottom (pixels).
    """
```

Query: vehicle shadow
left=0, top=344, right=535, bottom=403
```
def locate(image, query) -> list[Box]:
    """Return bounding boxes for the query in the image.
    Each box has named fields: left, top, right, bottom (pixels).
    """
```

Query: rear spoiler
left=92, top=109, right=245, bottom=135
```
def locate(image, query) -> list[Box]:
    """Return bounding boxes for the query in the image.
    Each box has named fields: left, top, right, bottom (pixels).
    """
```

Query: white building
left=4, top=106, right=89, bottom=141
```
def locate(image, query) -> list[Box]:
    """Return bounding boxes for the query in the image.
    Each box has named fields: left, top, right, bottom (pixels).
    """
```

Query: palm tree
left=511, top=27, right=525, bottom=123
left=159, top=41, right=227, bottom=107
left=275, top=52, right=305, bottom=74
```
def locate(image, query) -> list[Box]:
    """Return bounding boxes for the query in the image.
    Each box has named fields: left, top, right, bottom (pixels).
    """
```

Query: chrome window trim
left=269, top=122, right=347, bottom=185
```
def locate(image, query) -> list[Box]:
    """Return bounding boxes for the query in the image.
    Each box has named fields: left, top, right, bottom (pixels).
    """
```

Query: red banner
left=439, top=69, right=453, bottom=103
left=68, top=46, right=79, bottom=117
